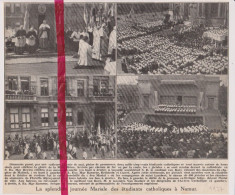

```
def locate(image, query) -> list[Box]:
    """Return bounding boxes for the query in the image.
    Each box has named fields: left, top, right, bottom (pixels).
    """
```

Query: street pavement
left=8, top=146, right=114, bottom=160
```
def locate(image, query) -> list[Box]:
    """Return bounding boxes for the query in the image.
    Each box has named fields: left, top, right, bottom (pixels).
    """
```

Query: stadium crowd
left=117, top=122, right=227, bottom=158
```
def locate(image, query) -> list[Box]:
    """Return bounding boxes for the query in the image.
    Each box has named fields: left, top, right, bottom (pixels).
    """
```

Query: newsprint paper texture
left=1, top=0, right=235, bottom=195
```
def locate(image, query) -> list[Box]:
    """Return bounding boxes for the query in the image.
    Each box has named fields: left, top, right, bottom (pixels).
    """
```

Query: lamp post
left=19, top=121, right=23, bottom=139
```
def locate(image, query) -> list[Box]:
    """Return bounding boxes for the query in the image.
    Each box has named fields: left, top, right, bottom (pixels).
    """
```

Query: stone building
left=120, top=75, right=224, bottom=130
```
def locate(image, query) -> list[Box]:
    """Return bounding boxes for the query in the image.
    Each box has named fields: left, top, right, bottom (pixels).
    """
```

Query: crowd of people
left=155, top=104, right=197, bottom=114
left=5, top=129, right=116, bottom=160
left=117, top=122, right=227, bottom=159
left=118, top=12, right=228, bottom=75
left=5, top=20, right=51, bottom=55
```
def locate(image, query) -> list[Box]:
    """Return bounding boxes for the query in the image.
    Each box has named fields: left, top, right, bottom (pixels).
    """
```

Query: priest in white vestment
left=77, top=34, right=92, bottom=66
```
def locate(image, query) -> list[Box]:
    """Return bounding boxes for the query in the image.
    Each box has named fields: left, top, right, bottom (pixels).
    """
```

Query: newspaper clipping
left=2, top=1, right=231, bottom=194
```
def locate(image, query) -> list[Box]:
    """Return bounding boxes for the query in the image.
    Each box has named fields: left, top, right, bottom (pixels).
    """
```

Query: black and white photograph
left=1, top=1, right=234, bottom=195
left=117, top=75, right=228, bottom=159
left=4, top=2, right=117, bottom=160
left=117, top=3, right=228, bottom=75
left=5, top=3, right=117, bottom=74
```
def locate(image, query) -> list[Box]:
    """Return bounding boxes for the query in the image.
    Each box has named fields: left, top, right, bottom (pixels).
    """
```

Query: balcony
left=5, top=94, right=37, bottom=103
left=48, top=95, right=87, bottom=103
left=91, top=89, right=115, bottom=103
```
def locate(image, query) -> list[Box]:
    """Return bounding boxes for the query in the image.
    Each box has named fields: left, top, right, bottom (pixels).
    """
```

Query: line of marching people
left=5, top=129, right=116, bottom=160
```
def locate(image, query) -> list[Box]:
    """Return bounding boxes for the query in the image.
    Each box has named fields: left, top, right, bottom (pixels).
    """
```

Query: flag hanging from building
left=104, top=3, right=109, bottom=17
left=89, top=4, right=95, bottom=25
left=23, top=5, right=29, bottom=32
left=84, top=4, right=89, bottom=26
left=108, top=3, right=114, bottom=17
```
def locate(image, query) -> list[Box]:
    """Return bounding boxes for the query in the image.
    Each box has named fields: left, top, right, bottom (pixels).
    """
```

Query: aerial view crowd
left=117, top=122, right=227, bottom=159
left=5, top=128, right=116, bottom=160
left=118, top=11, right=228, bottom=75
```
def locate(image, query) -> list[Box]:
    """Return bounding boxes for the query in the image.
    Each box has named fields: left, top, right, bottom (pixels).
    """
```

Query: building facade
left=175, top=3, right=229, bottom=26
left=120, top=75, right=223, bottom=130
left=117, top=84, right=139, bottom=112
left=137, top=75, right=220, bottom=111
left=5, top=74, right=115, bottom=138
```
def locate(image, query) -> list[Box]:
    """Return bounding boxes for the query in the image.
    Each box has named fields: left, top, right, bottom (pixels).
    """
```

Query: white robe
left=92, top=27, right=101, bottom=60
left=108, top=28, right=116, bottom=54
left=77, top=40, right=92, bottom=66
left=39, top=23, right=50, bottom=38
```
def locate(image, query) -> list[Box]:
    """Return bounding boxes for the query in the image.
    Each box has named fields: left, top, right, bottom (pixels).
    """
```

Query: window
left=40, top=78, right=49, bottom=96
left=66, top=107, right=72, bottom=126
left=10, top=108, right=19, bottom=129
left=219, top=3, right=226, bottom=17
left=8, top=76, right=18, bottom=91
left=65, top=78, right=71, bottom=96
left=54, top=107, right=58, bottom=126
left=20, top=77, right=30, bottom=94
left=15, top=3, right=21, bottom=14
left=5, top=4, right=11, bottom=15
left=77, top=111, right=84, bottom=125
left=77, top=80, right=84, bottom=96
left=22, top=107, right=30, bottom=128
left=183, top=96, right=197, bottom=106
left=211, top=3, right=219, bottom=18
left=160, top=96, right=176, bottom=105
left=100, top=80, right=108, bottom=94
left=177, top=96, right=183, bottom=105
left=143, top=95, right=149, bottom=108
left=198, top=3, right=205, bottom=17
left=41, top=108, right=49, bottom=127
left=93, top=79, right=99, bottom=95
left=93, top=78, right=109, bottom=96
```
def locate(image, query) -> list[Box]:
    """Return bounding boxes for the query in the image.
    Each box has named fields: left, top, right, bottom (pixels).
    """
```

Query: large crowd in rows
left=155, top=104, right=197, bottom=114
left=5, top=129, right=116, bottom=160
left=117, top=122, right=227, bottom=158
left=118, top=13, right=228, bottom=75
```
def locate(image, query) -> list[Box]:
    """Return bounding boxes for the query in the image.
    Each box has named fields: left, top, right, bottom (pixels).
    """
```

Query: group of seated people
left=118, top=16, right=228, bottom=75
left=117, top=122, right=227, bottom=159
left=155, top=104, right=197, bottom=114
left=203, top=28, right=228, bottom=41
left=5, top=129, right=116, bottom=160
left=117, top=25, right=147, bottom=42
left=181, top=54, right=228, bottom=75
left=137, top=20, right=163, bottom=32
